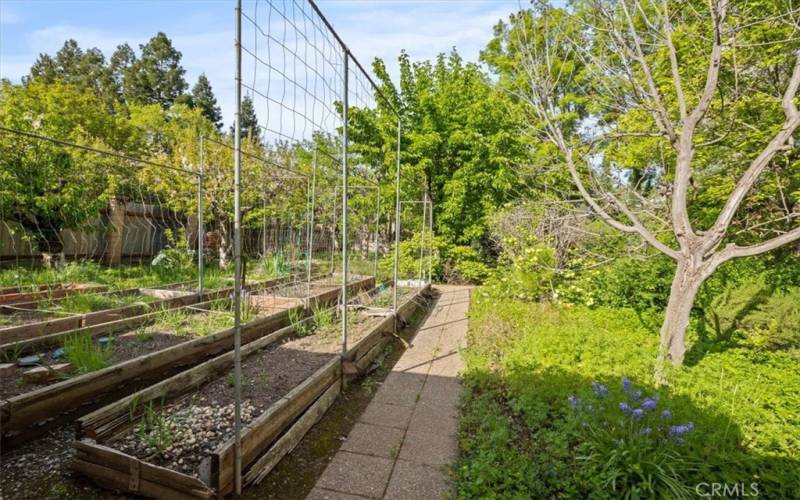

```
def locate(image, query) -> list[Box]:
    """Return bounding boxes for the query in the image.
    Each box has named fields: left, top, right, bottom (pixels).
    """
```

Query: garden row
left=72, top=284, right=430, bottom=498
left=0, top=273, right=368, bottom=449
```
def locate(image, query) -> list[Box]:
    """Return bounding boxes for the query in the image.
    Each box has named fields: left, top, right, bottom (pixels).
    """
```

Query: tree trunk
left=656, top=261, right=705, bottom=381
left=218, top=223, right=230, bottom=269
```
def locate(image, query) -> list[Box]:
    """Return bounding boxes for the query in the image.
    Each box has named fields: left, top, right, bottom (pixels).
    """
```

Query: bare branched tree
left=509, top=0, right=800, bottom=381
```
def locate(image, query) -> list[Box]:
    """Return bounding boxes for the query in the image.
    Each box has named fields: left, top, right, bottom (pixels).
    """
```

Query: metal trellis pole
left=418, top=195, right=426, bottom=290
left=393, top=119, right=401, bottom=330
left=373, top=186, right=380, bottom=280
left=428, top=195, right=433, bottom=285
left=198, top=136, right=205, bottom=294
left=233, top=0, right=243, bottom=494
left=307, top=149, right=317, bottom=298
left=341, top=53, right=350, bottom=356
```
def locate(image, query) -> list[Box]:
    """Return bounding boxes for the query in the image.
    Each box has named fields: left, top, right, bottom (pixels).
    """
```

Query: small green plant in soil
left=63, top=333, right=113, bottom=374
left=134, top=324, right=155, bottom=342
left=152, top=308, right=190, bottom=334
left=137, top=401, right=173, bottom=454
left=0, top=342, right=24, bottom=363
left=288, top=307, right=312, bottom=337
left=226, top=370, right=236, bottom=387
left=312, top=303, right=334, bottom=330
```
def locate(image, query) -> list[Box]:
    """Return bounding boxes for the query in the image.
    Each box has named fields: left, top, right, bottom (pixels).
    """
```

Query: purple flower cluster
left=592, top=381, right=608, bottom=398
left=669, top=423, right=695, bottom=437
left=568, top=377, right=696, bottom=445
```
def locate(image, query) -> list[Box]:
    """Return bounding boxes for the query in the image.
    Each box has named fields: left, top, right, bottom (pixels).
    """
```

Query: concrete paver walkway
left=307, top=286, right=471, bottom=500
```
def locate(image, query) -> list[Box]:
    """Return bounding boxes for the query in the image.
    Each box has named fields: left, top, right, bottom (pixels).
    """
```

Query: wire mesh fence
left=0, top=0, right=433, bottom=494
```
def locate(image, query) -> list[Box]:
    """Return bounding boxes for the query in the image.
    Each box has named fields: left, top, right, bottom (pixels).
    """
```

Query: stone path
left=307, top=285, right=471, bottom=500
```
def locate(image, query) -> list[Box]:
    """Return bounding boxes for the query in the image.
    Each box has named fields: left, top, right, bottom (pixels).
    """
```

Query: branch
left=662, top=0, right=687, bottom=121
left=717, top=225, right=800, bottom=261
left=619, top=0, right=678, bottom=145
left=671, top=0, right=729, bottom=247
left=702, top=49, right=800, bottom=254
left=562, top=146, right=679, bottom=260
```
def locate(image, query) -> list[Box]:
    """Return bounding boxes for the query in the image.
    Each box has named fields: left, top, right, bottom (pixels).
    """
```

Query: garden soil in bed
left=112, top=310, right=385, bottom=478
left=0, top=279, right=339, bottom=400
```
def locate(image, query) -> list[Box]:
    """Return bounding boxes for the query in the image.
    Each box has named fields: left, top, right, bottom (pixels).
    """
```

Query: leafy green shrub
left=378, top=233, right=443, bottom=283
left=483, top=242, right=555, bottom=301
left=442, top=245, right=490, bottom=283
left=151, top=228, right=194, bottom=279
left=556, top=255, right=674, bottom=312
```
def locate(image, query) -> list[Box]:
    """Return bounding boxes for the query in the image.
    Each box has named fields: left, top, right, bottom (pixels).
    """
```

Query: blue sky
left=0, top=0, right=525, bottom=125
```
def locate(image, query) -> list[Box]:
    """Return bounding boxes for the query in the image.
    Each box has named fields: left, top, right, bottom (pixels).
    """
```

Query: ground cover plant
left=457, top=296, right=800, bottom=498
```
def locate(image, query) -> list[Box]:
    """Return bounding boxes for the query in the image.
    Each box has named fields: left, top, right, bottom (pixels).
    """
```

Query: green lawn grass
left=457, top=295, right=800, bottom=498
left=0, top=261, right=233, bottom=291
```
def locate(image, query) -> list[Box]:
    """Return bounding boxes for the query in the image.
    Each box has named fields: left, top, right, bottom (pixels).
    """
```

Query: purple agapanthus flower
left=669, top=423, right=694, bottom=438
left=622, top=377, right=632, bottom=393
left=619, top=402, right=632, bottom=413
left=632, top=390, right=642, bottom=400
left=641, top=398, right=658, bottom=411
left=640, top=427, right=652, bottom=436
left=568, top=395, right=580, bottom=409
left=632, top=409, right=644, bottom=419
left=661, top=410, right=672, bottom=420
left=592, top=381, right=608, bottom=398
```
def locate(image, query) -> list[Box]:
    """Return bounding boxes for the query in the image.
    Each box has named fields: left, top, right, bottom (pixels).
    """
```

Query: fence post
left=418, top=194, right=426, bottom=289
left=307, top=149, right=317, bottom=299
left=393, top=119, right=401, bottom=330
left=198, top=136, right=205, bottom=294
left=232, top=0, right=244, bottom=495
left=104, top=197, right=125, bottom=266
left=341, top=52, right=350, bottom=357
left=428, top=196, right=433, bottom=284
left=373, top=186, right=380, bottom=279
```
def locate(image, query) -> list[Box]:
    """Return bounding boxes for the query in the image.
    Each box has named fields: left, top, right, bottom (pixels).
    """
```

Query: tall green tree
left=0, top=80, right=133, bottom=254
left=231, top=95, right=260, bottom=142
left=368, top=50, right=527, bottom=273
left=27, top=39, right=121, bottom=111
left=123, top=32, right=188, bottom=108
left=192, top=74, right=222, bottom=129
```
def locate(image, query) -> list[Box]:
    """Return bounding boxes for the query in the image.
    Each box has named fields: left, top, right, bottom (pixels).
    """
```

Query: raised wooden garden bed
left=0, top=275, right=298, bottom=352
left=0, top=283, right=109, bottom=306
left=72, top=285, right=430, bottom=498
left=0, top=276, right=374, bottom=450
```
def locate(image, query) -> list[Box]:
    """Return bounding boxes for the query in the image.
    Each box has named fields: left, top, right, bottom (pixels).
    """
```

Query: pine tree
left=230, top=95, right=260, bottom=142
left=123, top=32, right=188, bottom=108
left=192, top=74, right=222, bottom=129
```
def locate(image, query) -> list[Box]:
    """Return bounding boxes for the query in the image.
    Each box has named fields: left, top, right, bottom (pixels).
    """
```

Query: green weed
left=63, top=333, right=113, bottom=374
left=137, top=401, right=173, bottom=453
